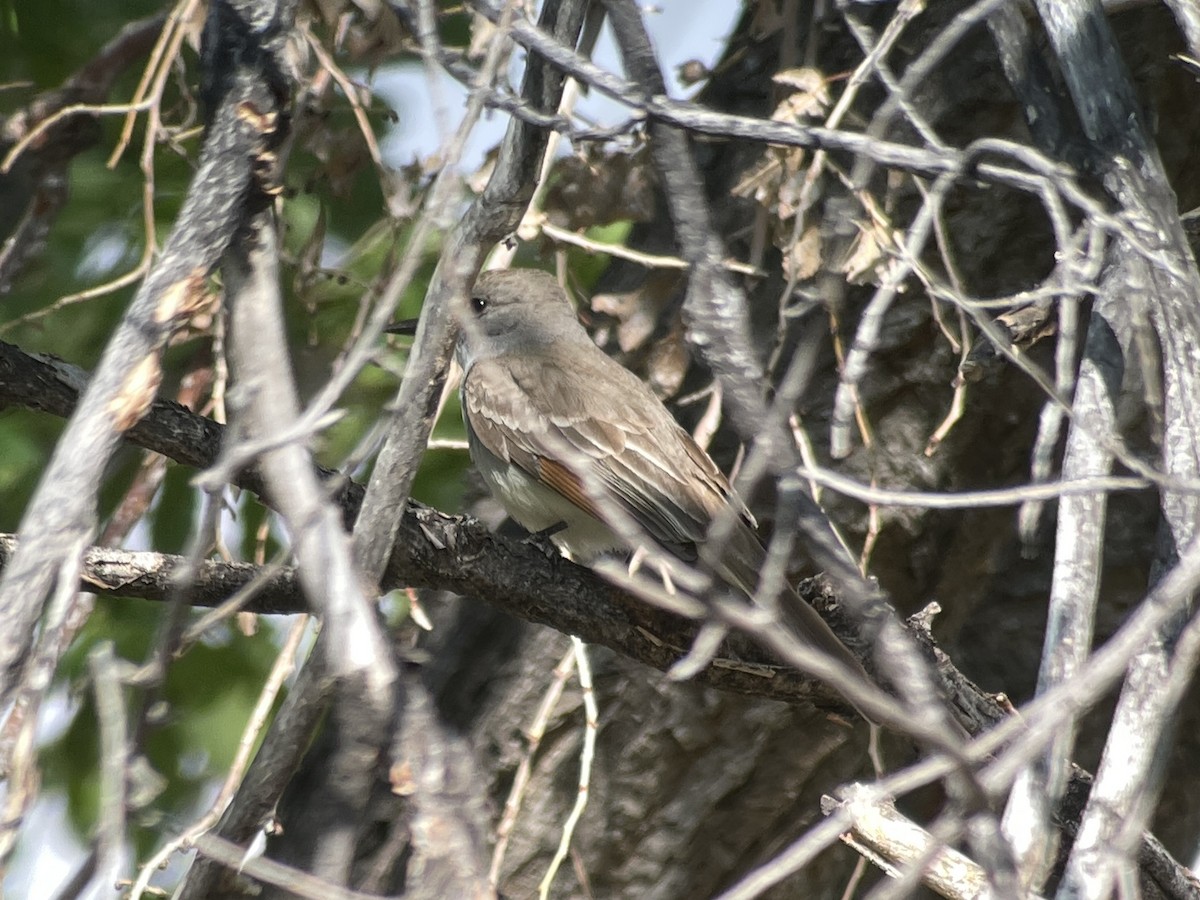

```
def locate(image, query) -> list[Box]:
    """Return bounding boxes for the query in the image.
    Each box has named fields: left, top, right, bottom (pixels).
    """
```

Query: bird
left=445, top=268, right=866, bottom=686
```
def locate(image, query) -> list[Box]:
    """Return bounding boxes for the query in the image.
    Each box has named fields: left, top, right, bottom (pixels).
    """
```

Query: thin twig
left=489, top=644, right=577, bottom=888
left=538, top=636, right=597, bottom=899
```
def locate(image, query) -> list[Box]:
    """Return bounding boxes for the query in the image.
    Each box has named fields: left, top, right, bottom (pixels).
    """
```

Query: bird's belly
left=475, top=452, right=624, bottom=562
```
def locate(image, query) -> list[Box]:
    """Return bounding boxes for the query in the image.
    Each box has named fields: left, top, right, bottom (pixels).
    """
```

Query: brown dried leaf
left=732, top=69, right=828, bottom=221
left=315, top=1, right=407, bottom=65
left=646, top=322, right=689, bottom=400
left=181, top=0, right=207, bottom=53
left=996, top=303, right=1057, bottom=349
left=771, top=68, right=830, bottom=122
left=731, top=156, right=782, bottom=201
left=781, top=226, right=822, bottom=282
left=591, top=288, right=658, bottom=353
left=590, top=270, right=680, bottom=354
left=314, top=130, right=370, bottom=197
left=543, top=147, right=656, bottom=230
left=842, top=223, right=897, bottom=286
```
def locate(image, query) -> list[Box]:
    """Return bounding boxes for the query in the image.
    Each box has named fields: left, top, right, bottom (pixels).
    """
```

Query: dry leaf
left=590, top=270, right=680, bottom=354
left=646, top=322, right=689, bottom=399
left=732, top=68, right=828, bottom=224
left=591, top=288, right=658, bottom=353
left=544, top=147, right=656, bottom=230
left=843, top=223, right=898, bottom=286
left=771, top=68, right=830, bottom=122
left=996, top=302, right=1057, bottom=349
left=781, top=226, right=822, bottom=282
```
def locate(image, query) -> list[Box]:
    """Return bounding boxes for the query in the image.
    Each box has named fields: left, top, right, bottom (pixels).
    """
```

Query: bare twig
left=1030, top=3, right=1200, bottom=897
left=175, top=635, right=335, bottom=900
left=129, top=617, right=309, bottom=900
left=5, top=369, right=1200, bottom=896
left=597, top=0, right=990, bottom=826
left=189, top=831, right=386, bottom=900
left=88, top=643, right=131, bottom=900
left=538, top=636, right=597, bottom=899
left=0, top=12, right=165, bottom=291
left=489, top=644, right=576, bottom=887
left=989, top=2, right=1119, bottom=885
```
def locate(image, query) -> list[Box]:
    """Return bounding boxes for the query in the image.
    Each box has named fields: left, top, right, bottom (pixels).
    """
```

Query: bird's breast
left=465, top=416, right=624, bottom=562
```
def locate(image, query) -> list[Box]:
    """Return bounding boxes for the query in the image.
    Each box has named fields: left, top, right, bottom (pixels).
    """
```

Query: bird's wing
left=462, top=349, right=749, bottom=550
left=464, top=350, right=871, bottom=688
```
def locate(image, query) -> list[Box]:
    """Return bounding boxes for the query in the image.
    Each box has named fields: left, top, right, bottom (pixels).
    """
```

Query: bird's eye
left=470, top=295, right=487, bottom=315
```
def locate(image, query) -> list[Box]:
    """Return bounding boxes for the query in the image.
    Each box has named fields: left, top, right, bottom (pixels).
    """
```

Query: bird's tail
left=716, top=521, right=871, bottom=689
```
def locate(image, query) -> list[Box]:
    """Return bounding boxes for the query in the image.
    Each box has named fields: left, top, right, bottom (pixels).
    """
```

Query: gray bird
left=450, top=268, right=866, bottom=684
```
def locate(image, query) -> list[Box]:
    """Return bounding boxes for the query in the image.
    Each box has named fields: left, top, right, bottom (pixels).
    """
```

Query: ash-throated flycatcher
left=441, top=268, right=864, bottom=680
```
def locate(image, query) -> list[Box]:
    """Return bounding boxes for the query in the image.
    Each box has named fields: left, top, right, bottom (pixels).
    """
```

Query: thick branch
left=0, top=530, right=866, bottom=712
left=1032, top=3, right=1200, bottom=897
left=989, top=4, right=1123, bottom=888
left=222, top=203, right=401, bottom=889
left=599, top=1, right=1023, bottom=890
left=0, top=337, right=885, bottom=711
left=4, top=349, right=1200, bottom=897
left=176, top=636, right=334, bottom=899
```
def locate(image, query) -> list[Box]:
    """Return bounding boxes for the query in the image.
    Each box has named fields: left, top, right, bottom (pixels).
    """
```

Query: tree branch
left=221, top=200, right=401, bottom=888
left=0, top=0, right=298, bottom=710
left=4, top=347, right=1200, bottom=896
left=1031, top=3, right=1200, bottom=896
left=987, top=3, right=1125, bottom=888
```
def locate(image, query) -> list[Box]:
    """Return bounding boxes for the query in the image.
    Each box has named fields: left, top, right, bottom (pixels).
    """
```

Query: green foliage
left=43, top=598, right=281, bottom=852
left=0, top=0, right=163, bottom=84
left=567, top=220, right=634, bottom=288
left=149, top=465, right=198, bottom=555
left=0, top=410, right=60, bottom=531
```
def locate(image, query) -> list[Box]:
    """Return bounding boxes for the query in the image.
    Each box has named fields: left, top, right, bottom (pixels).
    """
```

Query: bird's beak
left=385, top=318, right=420, bottom=336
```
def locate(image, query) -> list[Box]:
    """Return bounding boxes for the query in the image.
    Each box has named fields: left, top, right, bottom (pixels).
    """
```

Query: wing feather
left=462, top=347, right=751, bottom=551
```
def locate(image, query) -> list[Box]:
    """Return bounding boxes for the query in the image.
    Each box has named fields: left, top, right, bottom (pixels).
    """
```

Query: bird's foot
left=524, top=520, right=567, bottom=559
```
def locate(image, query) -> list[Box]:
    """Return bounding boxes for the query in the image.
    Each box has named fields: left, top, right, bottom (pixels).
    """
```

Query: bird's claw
left=524, top=520, right=567, bottom=559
